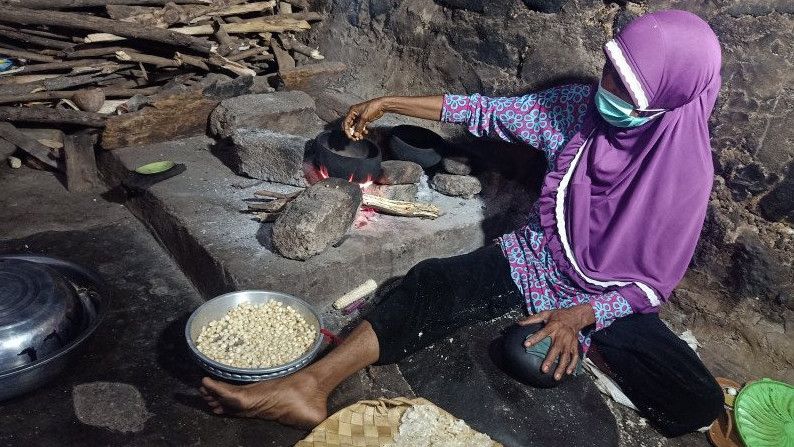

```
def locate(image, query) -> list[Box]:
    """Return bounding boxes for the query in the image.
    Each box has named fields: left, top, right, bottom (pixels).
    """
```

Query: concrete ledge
left=99, top=136, right=528, bottom=315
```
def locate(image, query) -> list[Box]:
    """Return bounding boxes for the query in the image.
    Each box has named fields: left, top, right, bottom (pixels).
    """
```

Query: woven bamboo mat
left=294, top=397, right=502, bottom=447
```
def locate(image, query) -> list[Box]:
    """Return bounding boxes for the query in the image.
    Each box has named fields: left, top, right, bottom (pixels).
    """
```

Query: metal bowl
left=185, top=290, right=324, bottom=382
left=0, top=255, right=106, bottom=401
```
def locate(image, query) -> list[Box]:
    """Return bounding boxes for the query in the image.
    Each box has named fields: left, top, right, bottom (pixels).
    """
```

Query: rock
left=8, top=156, right=21, bottom=169
left=72, top=382, right=152, bottom=433
left=226, top=129, right=310, bottom=187
left=431, top=174, right=481, bottom=198
left=209, top=91, right=322, bottom=139
left=376, top=160, right=423, bottom=185
left=272, top=178, right=363, bottom=260
left=365, top=184, right=418, bottom=202
left=442, top=156, right=472, bottom=176
left=759, top=162, right=794, bottom=222
left=521, top=0, right=568, bottom=13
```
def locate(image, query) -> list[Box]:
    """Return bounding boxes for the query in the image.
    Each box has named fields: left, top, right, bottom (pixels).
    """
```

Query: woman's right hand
left=343, top=98, right=386, bottom=141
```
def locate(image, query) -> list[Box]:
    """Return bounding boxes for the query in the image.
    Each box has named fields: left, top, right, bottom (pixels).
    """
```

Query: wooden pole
left=0, top=106, right=105, bottom=127
left=0, top=6, right=214, bottom=54
left=0, top=25, right=76, bottom=50
left=0, top=121, right=59, bottom=169
left=0, top=0, right=211, bottom=9
left=0, top=46, right=56, bottom=62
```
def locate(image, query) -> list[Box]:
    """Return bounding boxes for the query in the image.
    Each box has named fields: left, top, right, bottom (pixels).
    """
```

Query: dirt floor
left=0, top=160, right=719, bottom=447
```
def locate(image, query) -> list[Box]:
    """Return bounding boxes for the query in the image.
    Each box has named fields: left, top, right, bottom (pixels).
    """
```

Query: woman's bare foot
left=199, top=371, right=328, bottom=429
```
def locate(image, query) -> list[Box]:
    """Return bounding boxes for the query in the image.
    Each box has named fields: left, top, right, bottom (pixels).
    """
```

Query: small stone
left=226, top=129, right=310, bottom=187
left=376, top=160, right=423, bottom=185
left=272, top=178, right=363, bottom=260
left=72, top=382, right=152, bottom=433
left=365, top=184, right=418, bottom=202
left=8, top=156, right=21, bottom=169
left=209, top=91, right=322, bottom=139
left=431, top=173, right=481, bottom=198
left=442, top=156, right=472, bottom=176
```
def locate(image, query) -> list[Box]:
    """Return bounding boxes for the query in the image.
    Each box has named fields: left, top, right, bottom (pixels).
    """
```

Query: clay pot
left=72, top=88, right=105, bottom=113
left=313, top=130, right=382, bottom=183
left=389, top=125, right=444, bottom=168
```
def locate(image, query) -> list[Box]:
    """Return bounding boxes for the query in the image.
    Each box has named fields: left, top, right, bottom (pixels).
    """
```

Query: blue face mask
left=595, top=83, right=664, bottom=128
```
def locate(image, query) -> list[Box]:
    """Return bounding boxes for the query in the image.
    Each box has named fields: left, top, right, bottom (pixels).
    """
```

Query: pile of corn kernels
left=195, top=301, right=316, bottom=368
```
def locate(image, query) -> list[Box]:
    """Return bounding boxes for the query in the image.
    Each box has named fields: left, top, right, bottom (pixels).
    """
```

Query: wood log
left=0, top=6, right=214, bottom=54
left=174, top=52, right=209, bottom=71
left=0, top=46, right=56, bottom=62
left=361, top=194, right=440, bottom=219
left=64, top=130, right=101, bottom=192
left=103, top=85, right=161, bottom=97
left=0, top=106, right=105, bottom=127
left=0, top=74, right=60, bottom=85
left=0, top=0, right=211, bottom=9
left=188, top=1, right=276, bottom=24
left=0, top=121, right=59, bottom=169
left=278, top=61, right=346, bottom=96
left=12, top=59, right=108, bottom=74
left=283, top=36, right=323, bottom=59
left=271, top=40, right=294, bottom=70
left=0, top=25, right=75, bottom=50
left=115, top=50, right=179, bottom=67
left=18, top=127, right=64, bottom=150
left=63, top=46, right=131, bottom=59
left=0, top=70, right=124, bottom=96
left=101, top=90, right=217, bottom=149
left=227, top=46, right=271, bottom=62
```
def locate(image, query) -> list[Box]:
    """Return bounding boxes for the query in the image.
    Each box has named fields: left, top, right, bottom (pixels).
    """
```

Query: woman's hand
left=343, top=98, right=386, bottom=140
left=519, top=304, right=596, bottom=381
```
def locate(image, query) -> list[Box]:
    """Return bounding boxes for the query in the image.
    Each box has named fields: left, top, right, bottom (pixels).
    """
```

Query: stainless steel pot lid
left=0, top=259, right=84, bottom=371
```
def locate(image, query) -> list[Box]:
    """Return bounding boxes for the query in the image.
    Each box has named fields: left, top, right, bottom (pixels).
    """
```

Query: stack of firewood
left=0, top=0, right=329, bottom=189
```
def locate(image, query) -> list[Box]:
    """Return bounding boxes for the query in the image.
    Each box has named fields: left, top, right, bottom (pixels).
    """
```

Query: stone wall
left=303, top=0, right=793, bottom=376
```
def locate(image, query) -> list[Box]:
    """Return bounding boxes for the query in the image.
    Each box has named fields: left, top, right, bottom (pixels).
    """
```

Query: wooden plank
left=278, top=61, right=346, bottom=95
left=0, top=106, right=105, bottom=127
left=101, top=90, right=217, bottom=149
left=0, top=25, right=76, bottom=50
left=0, top=46, right=56, bottom=62
left=0, top=0, right=211, bottom=9
left=0, top=6, right=214, bottom=54
left=0, top=121, right=59, bottom=169
left=64, top=130, right=101, bottom=192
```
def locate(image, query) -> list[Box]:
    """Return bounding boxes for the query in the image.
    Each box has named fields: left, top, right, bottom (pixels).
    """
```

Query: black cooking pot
left=389, top=125, right=444, bottom=168
left=314, top=130, right=382, bottom=183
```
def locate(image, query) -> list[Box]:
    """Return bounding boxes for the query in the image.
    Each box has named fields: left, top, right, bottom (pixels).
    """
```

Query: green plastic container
left=134, top=160, right=175, bottom=175
left=734, top=378, right=794, bottom=447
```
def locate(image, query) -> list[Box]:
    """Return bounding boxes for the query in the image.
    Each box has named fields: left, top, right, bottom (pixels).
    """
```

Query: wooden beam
left=0, top=46, right=56, bottom=62
left=0, top=6, right=214, bottom=54
left=0, top=25, right=76, bottom=50
left=64, top=130, right=101, bottom=192
left=0, top=121, right=59, bottom=169
left=101, top=90, right=217, bottom=149
left=0, top=106, right=105, bottom=127
left=0, top=0, right=211, bottom=9
left=12, top=58, right=108, bottom=74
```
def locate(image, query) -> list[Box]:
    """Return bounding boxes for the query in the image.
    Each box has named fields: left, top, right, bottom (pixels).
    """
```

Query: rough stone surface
left=432, top=173, right=482, bottom=198
left=442, top=156, right=472, bottom=175
left=365, top=183, right=419, bottom=202
left=226, top=128, right=310, bottom=187
left=307, top=0, right=793, bottom=381
left=209, top=91, right=323, bottom=139
left=376, top=160, right=423, bottom=185
left=72, top=382, right=152, bottom=433
left=272, top=178, right=363, bottom=260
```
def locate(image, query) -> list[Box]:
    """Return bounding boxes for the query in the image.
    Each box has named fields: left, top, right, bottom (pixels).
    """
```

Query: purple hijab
left=538, top=10, right=722, bottom=313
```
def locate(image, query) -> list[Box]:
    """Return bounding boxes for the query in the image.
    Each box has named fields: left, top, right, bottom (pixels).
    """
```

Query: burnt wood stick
left=0, top=122, right=59, bottom=169
left=174, top=52, right=209, bottom=71
left=0, top=6, right=214, bottom=54
left=0, top=106, right=105, bottom=127
left=361, top=194, right=440, bottom=219
left=12, top=59, right=109, bottom=74
left=0, top=46, right=56, bottom=62
left=0, top=0, right=211, bottom=9
left=0, top=86, right=158, bottom=103
left=213, top=19, right=235, bottom=56
left=0, top=25, right=76, bottom=50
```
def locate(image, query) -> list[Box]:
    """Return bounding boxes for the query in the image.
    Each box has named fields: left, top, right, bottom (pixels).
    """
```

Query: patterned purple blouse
left=441, top=84, right=633, bottom=351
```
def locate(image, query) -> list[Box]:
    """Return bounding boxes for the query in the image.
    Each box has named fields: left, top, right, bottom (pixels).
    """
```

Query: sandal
left=707, top=377, right=744, bottom=447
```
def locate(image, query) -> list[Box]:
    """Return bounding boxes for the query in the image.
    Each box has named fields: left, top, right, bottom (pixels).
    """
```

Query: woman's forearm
left=380, top=95, right=445, bottom=121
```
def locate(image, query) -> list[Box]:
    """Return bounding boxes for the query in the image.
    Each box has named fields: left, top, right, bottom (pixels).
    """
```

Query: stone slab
left=209, top=92, right=325, bottom=140
left=224, top=128, right=311, bottom=187
left=98, top=136, right=525, bottom=314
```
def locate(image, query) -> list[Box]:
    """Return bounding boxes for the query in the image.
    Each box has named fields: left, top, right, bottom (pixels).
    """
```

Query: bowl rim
left=184, top=290, right=325, bottom=375
left=389, top=124, right=444, bottom=151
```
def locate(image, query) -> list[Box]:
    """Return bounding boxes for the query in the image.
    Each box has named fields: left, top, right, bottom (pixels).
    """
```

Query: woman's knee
left=499, top=324, right=562, bottom=389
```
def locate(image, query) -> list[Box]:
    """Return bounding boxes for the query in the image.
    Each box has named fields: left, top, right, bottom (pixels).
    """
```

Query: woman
left=200, top=9, right=724, bottom=437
